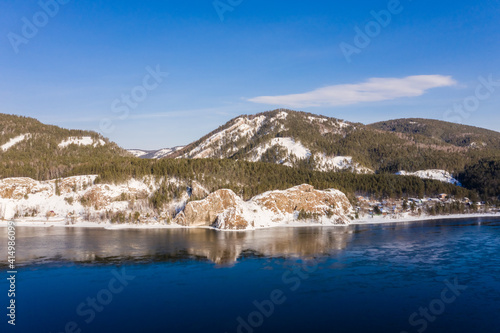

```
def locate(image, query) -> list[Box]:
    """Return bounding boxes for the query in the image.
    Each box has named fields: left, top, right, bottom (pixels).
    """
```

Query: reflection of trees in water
left=7, top=218, right=497, bottom=268
left=12, top=226, right=356, bottom=266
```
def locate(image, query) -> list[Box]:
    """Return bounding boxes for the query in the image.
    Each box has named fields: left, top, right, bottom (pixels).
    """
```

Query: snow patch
left=248, top=137, right=311, bottom=163
left=396, top=169, right=461, bottom=186
left=469, top=142, right=487, bottom=148
left=307, top=116, right=327, bottom=123
left=276, top=111, right=288, bottom=120
left=337, top=121, right=349, bottom=129
left=1, top=134, right=29, bottom=151
left=272, top=137, right=310, bottom=159
left=315, top=154, right=374, bottom=174
left=58, top=137, right=105, bottom=148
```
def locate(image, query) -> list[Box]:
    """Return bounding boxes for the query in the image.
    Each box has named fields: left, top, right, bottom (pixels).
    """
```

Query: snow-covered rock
left=0, top=175, right=153, bottom=221
left=174, top=189, right=242, bottom=227
left=176, top=184, right=354, bottom=230
left=396, top=169, right=461, bottom=186
left=189, top=181, right=210, bottom=199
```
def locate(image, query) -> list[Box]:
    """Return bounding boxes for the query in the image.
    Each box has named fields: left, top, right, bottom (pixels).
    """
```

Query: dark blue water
left=1, top=217, right=500, bottom=333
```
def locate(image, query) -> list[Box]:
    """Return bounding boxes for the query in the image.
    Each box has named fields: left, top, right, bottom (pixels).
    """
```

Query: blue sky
left=1, top=0, right=500, bottom=149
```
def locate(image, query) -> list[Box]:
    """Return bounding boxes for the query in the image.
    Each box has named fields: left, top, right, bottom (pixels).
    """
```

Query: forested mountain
left=370, top=118, right=500, bottom=149
left=1, top=111, right=499, bottom=200
left=459, top=158, right=500, bottom=198
left=0, top=113, right=128, bottom=179
left=160, top=110, right=500, bottom=177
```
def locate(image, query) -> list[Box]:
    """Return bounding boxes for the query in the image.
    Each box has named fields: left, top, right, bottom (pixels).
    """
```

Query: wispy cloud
left=248, top=75, right=457, bottom=108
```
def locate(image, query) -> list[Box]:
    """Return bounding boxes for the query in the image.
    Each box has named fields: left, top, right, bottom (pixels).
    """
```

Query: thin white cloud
left=248, top=75, right=456, bottom=108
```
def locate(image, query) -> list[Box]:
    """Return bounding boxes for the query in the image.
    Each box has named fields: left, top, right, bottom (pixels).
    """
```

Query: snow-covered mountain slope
left=132, top=109, right=500, bottom=177
left=396, top=169, right=461, bottom=186
left=127, top=146, right=185, bottom=159
left=183, top=114, right=270, bottom=159
left=167, top=109, right=374, bottom=173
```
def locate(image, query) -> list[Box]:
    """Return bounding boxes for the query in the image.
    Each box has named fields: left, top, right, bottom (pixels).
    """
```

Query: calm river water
left=1, top=217, right=499, bottom=332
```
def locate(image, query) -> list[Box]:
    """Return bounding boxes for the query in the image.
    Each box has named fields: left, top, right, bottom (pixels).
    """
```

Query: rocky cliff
left=173, top=189, right=243, bottom=227
left=175, top=184, right=354, bottom=230
left=1, top=175, right=353, bottom=230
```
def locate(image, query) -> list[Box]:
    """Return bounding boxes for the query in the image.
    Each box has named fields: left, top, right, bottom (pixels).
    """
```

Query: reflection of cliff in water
left=187, top=227, right=355, bottom=265
left=8, top=226, right=356, bottom=266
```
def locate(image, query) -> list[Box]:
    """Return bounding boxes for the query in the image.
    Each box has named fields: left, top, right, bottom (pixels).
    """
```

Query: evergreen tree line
left=459, top=158, right=500, bottom=198
left=65, top=157, right=477, bottom=201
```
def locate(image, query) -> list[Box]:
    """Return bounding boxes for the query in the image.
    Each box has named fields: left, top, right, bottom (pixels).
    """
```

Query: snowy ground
left=354, top=212, right=499, bottom=225
left=3, top=212, right=498, bottom=231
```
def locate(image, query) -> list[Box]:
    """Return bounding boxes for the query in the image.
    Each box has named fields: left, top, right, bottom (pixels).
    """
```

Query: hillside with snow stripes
left=135, top=110, right=374, bottom=173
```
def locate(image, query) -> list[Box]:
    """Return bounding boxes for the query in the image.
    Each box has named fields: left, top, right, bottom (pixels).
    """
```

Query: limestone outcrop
left=174, top=189, right=242, bottom=226
left=176, top=184, right=354, bottom=230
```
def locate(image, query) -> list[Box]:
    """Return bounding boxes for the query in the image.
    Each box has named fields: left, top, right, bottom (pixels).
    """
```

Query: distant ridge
left=127, top=146, right=185, bottom=159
